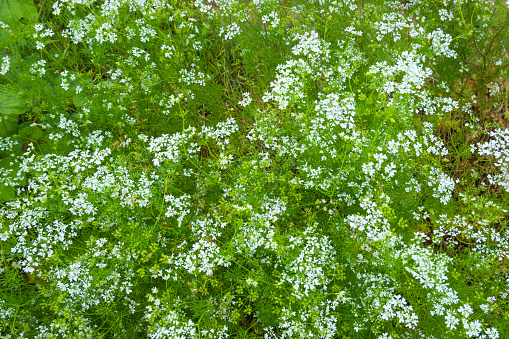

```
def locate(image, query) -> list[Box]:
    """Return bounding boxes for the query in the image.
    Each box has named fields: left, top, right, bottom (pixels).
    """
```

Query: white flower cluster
left=0, top=138, right=19, bottom=159
left=261, top=11, right=280, bottom=30
left=369, top=51, right=432, bottom=95
left=427, top=28, right=457, bottom=58
left=34, top=315, right=96, bottom=339
left=135, top=18, right=157, bottom=43
left=146, top=308, right=197, bottom=339
left=262, top=59, right=311, bottom=110
left=55, top=0, right=166, bottom=46
left=199, top=117, right=239, bottom=150
left=94, top=22, right=117, bottom=44
left=238, top=92, right=252, bottom=107
left=161, top=43, right=175, bottom=58
left=58, top=70, right=77, bottom=91
left=427, top=166, right=457, bottom=205
left=46, top=244, right=136, bottom=312
left=281, top=225, right=337, bottom=298
left=375, top=12, right=414, bottom=42
left=33, top=23, right=54, bottom=50
left=219, top=22, right=241, bottom=40
left=179, top=67, right=210, bottom=87
left=158, top=92, right=185, bottom=115
left=352, top=272, right=418, bottom=332
left=438, top=8, right=454, bottom=21
left=474, top=128, right=509, bottom=191
left=331, top=39, right=365, bottom=90
left=2, top=126, right=162, bottom=274
left=166, top=237, right=229, bottom=277
left=262, top=31, right=331, bottom=110
left=345, top=196, right=501, bottom=337
left=291, top=31, right=331, bottom=66
left=231, top=197, right=282, bottom=256
left=346, top=196, right=395, bottom=243
left=165, top=194, right=191, bottom=226
left=345, top=25, right=363, bottom=36
left=0, top=55, right=9, bottom=75
left=147, top=127, right=198, bottom=166
left=1, top=1, right=506, bottom=337
left=278, top=301, right=339, bottom=339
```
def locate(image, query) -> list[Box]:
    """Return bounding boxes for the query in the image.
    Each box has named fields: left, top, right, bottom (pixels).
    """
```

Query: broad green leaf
left=19, top=125, right=44, bottom=142
left=0, top=85, right=26, bottom=116
left=0, top=0, right=38, bottom=23
left=40, top=133, right=74, bottom=156
left=0, top=113, right=17, bottom=136
left=0, top=184, right=15, bottom=202
left=0, top=86, right=24, bottom=136
left=73, top=94, right=87, bottom=107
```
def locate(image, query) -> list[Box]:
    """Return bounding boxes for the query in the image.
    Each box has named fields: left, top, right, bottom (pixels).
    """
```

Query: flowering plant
left=1, top=0, right=509, bottom=338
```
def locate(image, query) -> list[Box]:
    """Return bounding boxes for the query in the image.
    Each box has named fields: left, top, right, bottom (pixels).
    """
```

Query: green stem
left=36, top=3, right=44, bottom=23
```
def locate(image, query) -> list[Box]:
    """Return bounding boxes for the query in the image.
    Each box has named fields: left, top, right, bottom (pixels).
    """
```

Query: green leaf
left=0, top=85, right=26, bottom=116
left=70, top=72, right=92, bottom=107
left=0, top=184, right=15, bottom=202
left=0, top=85, right=25, bottom=136
left=0, top=156, right=24, bottom=203
left=73, top=94, right=87, bottom=108
left=0, top=0, right=38, bottom=23
left=0, top=156, right=26, bottom=186
left=0, top=113, right=17, bottom=136
left=19, top=124, right=44, bottom=142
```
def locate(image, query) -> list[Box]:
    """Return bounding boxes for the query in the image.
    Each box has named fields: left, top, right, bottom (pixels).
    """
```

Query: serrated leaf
left=0, top=0, right=38, bottom=23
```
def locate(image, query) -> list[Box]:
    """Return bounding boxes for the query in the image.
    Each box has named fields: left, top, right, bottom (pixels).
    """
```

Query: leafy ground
left=1, top=0, right=509, bottom=338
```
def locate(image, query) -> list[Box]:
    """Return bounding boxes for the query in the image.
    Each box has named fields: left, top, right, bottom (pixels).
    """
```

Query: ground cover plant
left=0, top=0, right=509, bottom=338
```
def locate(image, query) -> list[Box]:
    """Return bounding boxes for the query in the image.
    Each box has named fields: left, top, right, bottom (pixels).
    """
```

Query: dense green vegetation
left=1, top=0, right=509, bottom=338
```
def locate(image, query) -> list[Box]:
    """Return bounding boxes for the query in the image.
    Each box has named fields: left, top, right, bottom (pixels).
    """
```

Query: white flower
left=245, top=278, right=258, bottom=287
left=238, top=92, right=252, bottom=107
left=464, top=319, right=482, bottom=337
left=29, top=60, right=47, bottom=77
left=0, top=232, right=9, bottom=241
left=486, top=327, right=500, bottom=339
left=458, top=304, right=473, bottom=318
left=219, top=22, right=241, bottom=40
left=0, top=56, right=10, bottom=75
left=261, top=11, right=280, bottom=29
left=474, top=128, right=509, bottom=191
left=445, top=311, right=459, bottom=329
left=438, top=9, right=454, bottom=21
left=428, top=29, right=457, bottom=58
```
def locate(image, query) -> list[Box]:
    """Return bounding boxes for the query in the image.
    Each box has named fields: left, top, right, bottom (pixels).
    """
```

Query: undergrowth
left=1, top=0, right=509, bottom=338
